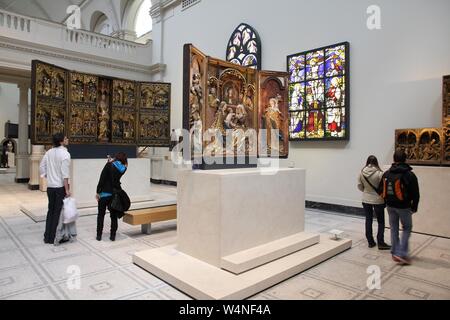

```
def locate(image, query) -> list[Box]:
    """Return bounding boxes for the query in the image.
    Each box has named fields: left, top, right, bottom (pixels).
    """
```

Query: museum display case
left=31, top=60, right=171, bottom=147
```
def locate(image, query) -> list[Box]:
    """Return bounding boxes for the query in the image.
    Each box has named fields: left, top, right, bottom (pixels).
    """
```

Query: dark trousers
left=97, top=197, right=118, bottom=236
left=44, top=187, right=66, bottom=243
left=362, top=203, right=386, bottom=244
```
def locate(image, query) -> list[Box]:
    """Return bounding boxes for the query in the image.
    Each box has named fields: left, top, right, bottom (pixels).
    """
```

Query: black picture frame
left=287, top=41, right=350, bottom=142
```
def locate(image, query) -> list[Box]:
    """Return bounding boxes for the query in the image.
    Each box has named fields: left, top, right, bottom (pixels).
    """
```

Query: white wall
left=0, top=82, right=19, bottom=142
left=155, top=0, right=450, bottom=206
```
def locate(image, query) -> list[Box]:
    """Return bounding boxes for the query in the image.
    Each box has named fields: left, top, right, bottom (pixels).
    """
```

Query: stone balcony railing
left=0, top=8, right=152, bottom=70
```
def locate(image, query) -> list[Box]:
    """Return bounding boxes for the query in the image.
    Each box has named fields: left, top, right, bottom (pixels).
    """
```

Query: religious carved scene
left=138, top=83, right=171, bottom=146
left=32, top=60, right=171, bottom=147
left=443, top=76, right=450, bottom=122
left=32, top=61, right=67, bottom=144
left=97, top=79, right=111, bottom=143
left=444, top=120, right=450, bottom=165
left=203, top=58, right=258, bottom=157
left=395, top=129, right=443, bottom=165
left=443, top=76, right=450, bottom=165
left=258, top=72, right=289, bottom=157
left=183, top=44, right=289, bottom=161
left=68, top=72, right=99, bottom=143
left=112, top=80, right=137, bottom=144
left=185, top=46, right=206, bottom=156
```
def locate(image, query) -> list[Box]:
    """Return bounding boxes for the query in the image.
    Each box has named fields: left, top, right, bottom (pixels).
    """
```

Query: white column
left=150, top=147, right=164, bottom=184
left=150, top=0, right=164, bottom=81
left=28, top=145, right=45, bottom=190
left=15, top=82, right=30, bottom=183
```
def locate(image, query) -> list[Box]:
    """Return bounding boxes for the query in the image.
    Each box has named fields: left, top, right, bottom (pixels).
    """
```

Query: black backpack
left=381, top=171, right=408, bottom=203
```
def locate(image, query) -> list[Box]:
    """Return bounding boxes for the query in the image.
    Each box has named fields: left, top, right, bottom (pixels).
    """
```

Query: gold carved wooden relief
left=68, top=72, right=98, bottom=143
left=32, top=61, right=67, bottom=144
left=138, top=83, right=171, bottom=146
left=395, top=128, right=443, bottom=165
left=183, top=44, right=289, bottom=160
left=32, top=60, right=171, bottom=147
left=112, top=80, right=137, bottom=144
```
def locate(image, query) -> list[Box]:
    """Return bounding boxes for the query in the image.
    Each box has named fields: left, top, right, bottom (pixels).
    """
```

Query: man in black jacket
left=381, top=149, right=420, bottom=265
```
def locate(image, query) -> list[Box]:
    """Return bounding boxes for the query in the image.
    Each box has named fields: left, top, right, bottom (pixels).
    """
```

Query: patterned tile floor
left=0, top=173, right=449, bottom=300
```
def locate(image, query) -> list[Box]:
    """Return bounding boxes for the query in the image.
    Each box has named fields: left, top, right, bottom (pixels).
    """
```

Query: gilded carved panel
left=31, top=60, right=171, bottom=147
left=138, top=83, right=171, bottom=146
left=32, top=61, right=67, bottom=144
left=112, top=80, right=137, bottom=144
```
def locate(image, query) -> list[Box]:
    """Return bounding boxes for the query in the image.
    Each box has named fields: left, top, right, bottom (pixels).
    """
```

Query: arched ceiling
left=0, top=0, right=86, bottom=23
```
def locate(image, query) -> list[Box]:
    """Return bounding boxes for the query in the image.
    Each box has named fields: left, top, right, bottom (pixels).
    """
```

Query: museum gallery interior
left=0, top=0, right=449, bottom=301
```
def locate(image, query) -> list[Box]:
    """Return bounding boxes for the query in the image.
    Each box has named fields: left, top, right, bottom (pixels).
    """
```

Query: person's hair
left=364, top=155, right=381, bottom=171
left=114, top=152, right=128, bottom=165
left=394, top=149, right=407, bottom=163
left=52, top=133, right=65, bottom=147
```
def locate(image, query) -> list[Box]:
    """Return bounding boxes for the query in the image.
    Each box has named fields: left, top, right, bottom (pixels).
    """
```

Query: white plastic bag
left=63, top=197, right=78, bottom=224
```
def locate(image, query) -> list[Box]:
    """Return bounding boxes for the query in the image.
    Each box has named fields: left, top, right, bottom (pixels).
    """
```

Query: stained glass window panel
left=305, top=80, right=324, bottom=109
left=325, top=108, right=346, bottom=138
left=325, top=76, right=345, bottom=107
left=289, top=111, right=305, bottom=139
left=289, top=55, right=305, bottom=83
left=287, top=42, right=349, bottom=141
left=325, top=45, right=346, bottom=77
left=289, top=83, right=305, bottom=111
left=306, top=50, right=324, bottom=80
left=226, top=23, right=261, bottom=69
left=305, top=110, right=324, bottom=139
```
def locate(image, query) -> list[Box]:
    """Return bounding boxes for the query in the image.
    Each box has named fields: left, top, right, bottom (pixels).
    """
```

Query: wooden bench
left=123, top=205, right=177, bottom=234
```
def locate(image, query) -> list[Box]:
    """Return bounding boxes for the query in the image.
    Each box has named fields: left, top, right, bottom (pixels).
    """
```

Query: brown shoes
left=392, top=255, right=411, bottom=265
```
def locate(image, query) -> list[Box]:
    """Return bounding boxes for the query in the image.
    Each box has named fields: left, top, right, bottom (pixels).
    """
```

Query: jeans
left=387, top=207, right=413, bottom=258
left=44, top=187, right=66, bottom=243
left=362, top=203, right=386, bottom=244
left=97, top=196, right=118, bottom=236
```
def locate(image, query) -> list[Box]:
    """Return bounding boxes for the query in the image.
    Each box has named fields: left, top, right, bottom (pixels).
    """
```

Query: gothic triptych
left=31, top=61, right=171, bottom=147
left=184, top=44, right=289, bottom=159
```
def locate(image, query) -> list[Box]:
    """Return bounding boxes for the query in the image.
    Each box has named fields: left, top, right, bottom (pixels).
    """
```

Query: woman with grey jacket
left=358, top=155, right=391, bottom=250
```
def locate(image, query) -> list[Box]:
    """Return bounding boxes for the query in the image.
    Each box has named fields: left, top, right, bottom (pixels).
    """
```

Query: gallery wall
left=0, top=83, right=20, bottom=142
left=153, top=0, right=450, bottom=207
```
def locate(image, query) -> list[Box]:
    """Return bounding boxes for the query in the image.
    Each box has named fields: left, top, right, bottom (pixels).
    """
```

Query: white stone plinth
left=29, top=145, right=45, bottom=188
left=134, top=237, right=351, bottom=300
left=177, top=168, right=306, bottom=267
left=150, top=156, right=164, bottom=181
left=386, top=166, right=450, bottom=238
left=71, top=159, right=152, bottom=208
left=134, top=168, right=352, bottom=299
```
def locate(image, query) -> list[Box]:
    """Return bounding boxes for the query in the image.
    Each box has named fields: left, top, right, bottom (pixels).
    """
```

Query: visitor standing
left=357, top=155, right=391, bottom=250
left=39, top=133, right=71, bottom=244
left=381, top=149, right=420, bottom=265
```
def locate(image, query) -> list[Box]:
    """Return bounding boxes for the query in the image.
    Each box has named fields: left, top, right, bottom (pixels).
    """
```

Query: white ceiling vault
left=0, top=0, right=86, bottom=23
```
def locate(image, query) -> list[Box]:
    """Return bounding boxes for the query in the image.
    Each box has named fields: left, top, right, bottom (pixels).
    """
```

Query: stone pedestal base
left=134, top=168, right=351, bottom=299
left=134, top=237, right=351, bottom=300
left=71, top=159, right=152, bottom=208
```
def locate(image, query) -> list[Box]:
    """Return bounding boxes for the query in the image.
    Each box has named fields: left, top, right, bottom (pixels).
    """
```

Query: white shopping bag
left=63, top=197, right=79, bottom=224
